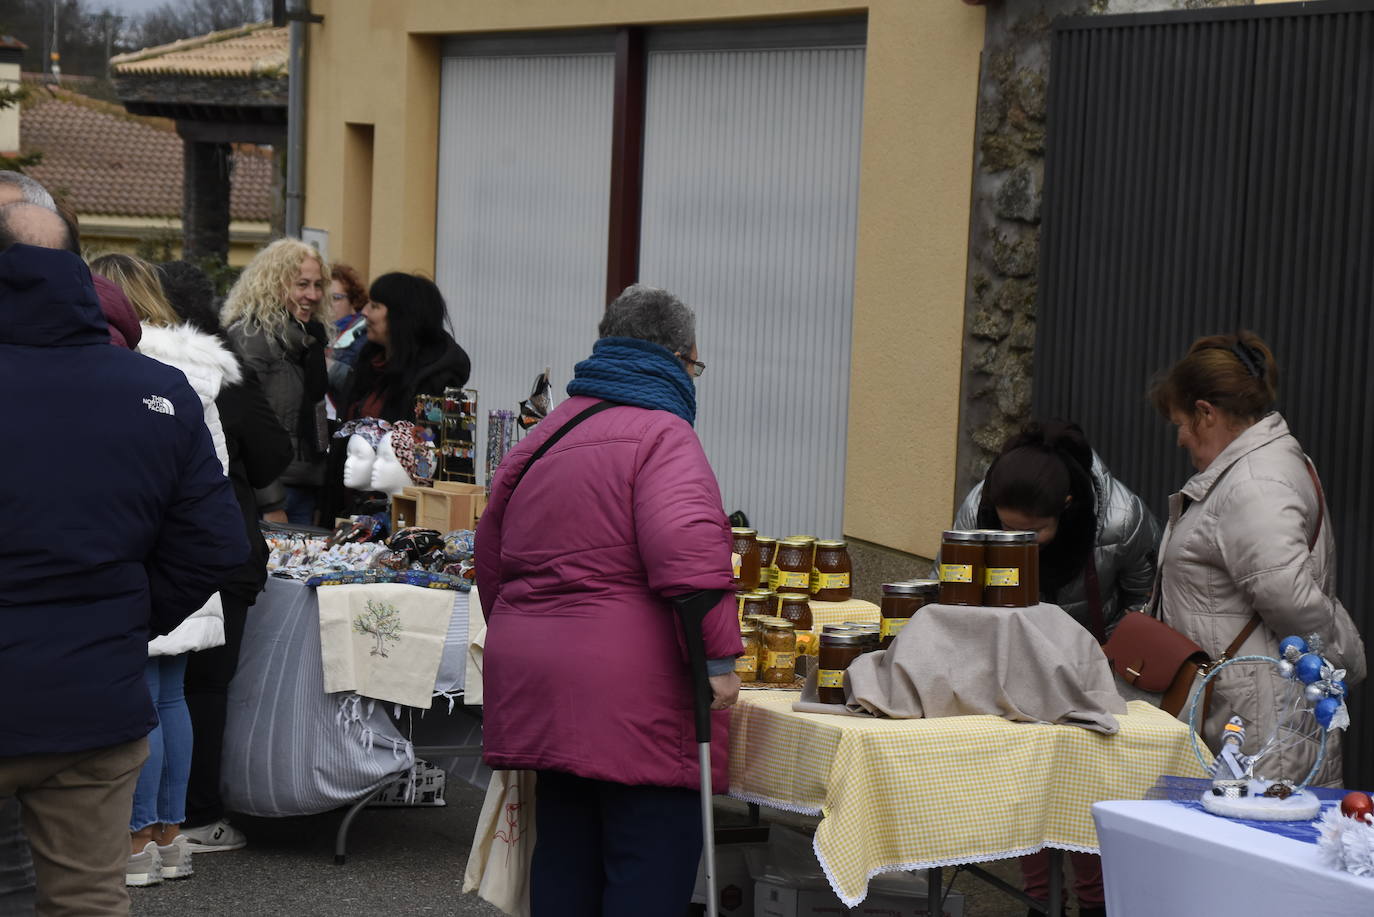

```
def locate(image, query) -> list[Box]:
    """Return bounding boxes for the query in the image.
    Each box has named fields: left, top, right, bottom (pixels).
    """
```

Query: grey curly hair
left=598, top=284, right=696, bottom=356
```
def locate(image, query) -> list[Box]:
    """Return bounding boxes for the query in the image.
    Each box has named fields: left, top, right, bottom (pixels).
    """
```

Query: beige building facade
left=304, top=1, right=986, bottom=566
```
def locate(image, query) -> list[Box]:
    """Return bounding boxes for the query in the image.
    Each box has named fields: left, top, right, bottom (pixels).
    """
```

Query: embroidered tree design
left=353, top=600, right=403, bottom=657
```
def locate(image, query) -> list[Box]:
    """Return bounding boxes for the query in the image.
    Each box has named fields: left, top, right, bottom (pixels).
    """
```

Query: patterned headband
left=335, top=418, right=392, bottom=450
left=388, top=421, right=436, bottom=483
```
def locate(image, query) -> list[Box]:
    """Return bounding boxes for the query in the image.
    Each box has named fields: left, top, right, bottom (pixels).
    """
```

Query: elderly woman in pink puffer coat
left=477, top=284, right=742, bottom=917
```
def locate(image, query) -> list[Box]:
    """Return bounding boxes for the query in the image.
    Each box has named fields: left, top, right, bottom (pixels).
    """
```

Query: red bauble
left=1339, top=791, right=1374, bottom=823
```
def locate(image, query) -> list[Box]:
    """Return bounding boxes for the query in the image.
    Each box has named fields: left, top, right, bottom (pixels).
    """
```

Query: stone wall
left=955, top=0, right=1250, bottom=498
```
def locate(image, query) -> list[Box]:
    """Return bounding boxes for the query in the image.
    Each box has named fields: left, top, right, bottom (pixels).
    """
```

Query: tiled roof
left=110, top=23, right=287, bottom=79
left=1, top=36, right=27, bottom=50
left=20, top=85, right=274, bottom=221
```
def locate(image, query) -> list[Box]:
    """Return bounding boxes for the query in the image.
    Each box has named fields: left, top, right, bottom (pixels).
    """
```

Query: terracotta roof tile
left=20, top=86, right=274, bottom=222
left=111, top=23, right=287, bottom=79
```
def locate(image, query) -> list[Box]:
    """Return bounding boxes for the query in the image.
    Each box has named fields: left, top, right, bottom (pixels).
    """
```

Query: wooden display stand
left=390, top=482, right=487, bottom=534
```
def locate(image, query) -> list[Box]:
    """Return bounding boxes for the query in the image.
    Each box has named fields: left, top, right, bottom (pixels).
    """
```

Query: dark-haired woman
left=940, top=420, right=1159, bottom=917
left=1151, top=331, right=1365, bottom=787
left=339, top=272, right=470, bottom=422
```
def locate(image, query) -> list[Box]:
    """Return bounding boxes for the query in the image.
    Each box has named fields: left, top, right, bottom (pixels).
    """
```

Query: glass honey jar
left=811, top=540, right=853, bottom=602
left=817, top=625, right=866, bottom=704
left=879, top=579, right=938, bottom=648
left=938, top=529, right=987, bottom=606
left=771, top=538, right=813, bottom=595
left=776, top=593, right=813, bottom=631
left=736, top=623, right=761, bottom=683
left=983, top=530, right=1039, bottom=607
left=731, top=527, right=761, bottom=591
left=761, top=618, right=797, bottom=684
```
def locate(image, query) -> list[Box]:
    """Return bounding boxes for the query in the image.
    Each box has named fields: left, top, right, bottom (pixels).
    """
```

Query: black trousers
left=531, top=770, right=703, bottom=917
left=182, top=593, right=250, bottom=828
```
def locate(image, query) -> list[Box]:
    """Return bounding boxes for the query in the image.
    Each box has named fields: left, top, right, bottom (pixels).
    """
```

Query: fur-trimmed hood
left=137, top=323, right=242, bottom=397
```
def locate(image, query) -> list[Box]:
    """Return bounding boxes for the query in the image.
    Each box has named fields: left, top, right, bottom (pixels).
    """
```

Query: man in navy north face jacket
left=0, top=206, right=247, bottom=914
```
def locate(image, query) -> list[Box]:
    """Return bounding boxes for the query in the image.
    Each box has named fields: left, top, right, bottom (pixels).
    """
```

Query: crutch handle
left=673, top=589, right=726, bottom=742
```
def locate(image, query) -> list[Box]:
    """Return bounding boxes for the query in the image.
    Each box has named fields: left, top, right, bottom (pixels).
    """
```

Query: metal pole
left=284, top=0, right=307, bottom=237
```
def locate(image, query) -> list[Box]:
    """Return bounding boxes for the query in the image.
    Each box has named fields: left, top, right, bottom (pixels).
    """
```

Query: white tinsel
left=1317, top=807, right=1374, bottom=878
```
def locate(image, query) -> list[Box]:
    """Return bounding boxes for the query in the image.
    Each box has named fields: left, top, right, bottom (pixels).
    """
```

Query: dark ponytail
left=975, top=420, right=1098, bottom=598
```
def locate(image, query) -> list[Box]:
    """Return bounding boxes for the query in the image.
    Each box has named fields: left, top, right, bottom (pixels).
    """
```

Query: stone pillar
left=182, top=140, right=231, bottom=263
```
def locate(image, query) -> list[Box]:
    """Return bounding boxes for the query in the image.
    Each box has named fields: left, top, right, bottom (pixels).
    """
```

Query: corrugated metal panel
left=434, top=54, right=614, bottom=476
left=1037, top=4, right=1374, bottom=786
left=637, top=46, right=864, bottom=538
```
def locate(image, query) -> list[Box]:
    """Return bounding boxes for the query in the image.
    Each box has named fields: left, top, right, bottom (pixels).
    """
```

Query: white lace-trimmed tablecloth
left=728, top=691, right=1210, bottom=906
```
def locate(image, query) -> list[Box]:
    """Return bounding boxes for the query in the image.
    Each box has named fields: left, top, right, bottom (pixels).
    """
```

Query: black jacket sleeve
left=145, top=386, right=251, bottom=636
left=221, top=365, right=293, bottom=489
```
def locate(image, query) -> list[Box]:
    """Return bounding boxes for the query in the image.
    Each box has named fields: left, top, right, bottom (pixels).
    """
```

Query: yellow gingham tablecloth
left=728, top=691, right=1211, bottom=906
left=807, top=598, right=880, bottom=630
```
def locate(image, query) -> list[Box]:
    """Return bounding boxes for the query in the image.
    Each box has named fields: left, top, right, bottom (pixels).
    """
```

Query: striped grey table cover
left=223, top=577, right=472, bottom=817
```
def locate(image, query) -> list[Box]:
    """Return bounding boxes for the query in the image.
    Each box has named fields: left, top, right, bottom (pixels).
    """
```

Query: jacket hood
left=92, top=273, right=142, bottom=349
left=419, top=335, right=468, bottom=379
left=0, top=244, right=109, bottom=347
left=1182, top=411, right=1290, bottom=502
left=137, top=323, right=243, bottom=392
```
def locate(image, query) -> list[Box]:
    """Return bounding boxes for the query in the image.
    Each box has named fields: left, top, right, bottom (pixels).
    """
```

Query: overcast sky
left=97, top=0, right=172, bottom=13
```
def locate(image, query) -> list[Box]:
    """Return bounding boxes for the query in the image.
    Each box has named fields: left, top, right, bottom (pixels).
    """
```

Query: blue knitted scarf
left=566, top=337, right=697, bottom=425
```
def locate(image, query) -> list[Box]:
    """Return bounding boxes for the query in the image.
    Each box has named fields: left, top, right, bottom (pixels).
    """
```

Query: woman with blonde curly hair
left=221, top=238, right=330, bottom=524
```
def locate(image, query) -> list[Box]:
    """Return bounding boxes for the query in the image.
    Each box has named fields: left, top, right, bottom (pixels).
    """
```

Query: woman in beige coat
left=1151, top=331, right=1365, bottom=787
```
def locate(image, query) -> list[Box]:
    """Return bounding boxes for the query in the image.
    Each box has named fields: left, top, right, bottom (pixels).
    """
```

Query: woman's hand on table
left=709, top=672, right=740, bottom=710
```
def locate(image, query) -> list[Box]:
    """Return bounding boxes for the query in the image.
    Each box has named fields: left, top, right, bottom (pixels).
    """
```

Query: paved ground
left=127, top=787, right=1044, bottom=917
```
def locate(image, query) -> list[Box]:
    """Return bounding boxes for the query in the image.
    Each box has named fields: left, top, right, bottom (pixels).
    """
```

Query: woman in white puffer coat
left=89, top=254, right=240, bottom=884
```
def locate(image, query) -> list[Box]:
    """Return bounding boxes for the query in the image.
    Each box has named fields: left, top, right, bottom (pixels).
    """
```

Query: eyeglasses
left=678, top=354, right=706, bottom=378
left=330, top=293, right=348, bottom=302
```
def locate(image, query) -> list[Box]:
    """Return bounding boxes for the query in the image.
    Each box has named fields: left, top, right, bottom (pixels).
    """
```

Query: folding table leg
left=334, top=793, right=373, bottom=865
left=925, top=867, right=942, bottom=914
left=1046, top=848, right=1064, bottom=916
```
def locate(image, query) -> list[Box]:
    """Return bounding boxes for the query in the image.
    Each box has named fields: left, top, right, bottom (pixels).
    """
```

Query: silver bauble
left=1278, top=660, right=1295, bottom=679
left=1303, top=682, right=1326, bottom=704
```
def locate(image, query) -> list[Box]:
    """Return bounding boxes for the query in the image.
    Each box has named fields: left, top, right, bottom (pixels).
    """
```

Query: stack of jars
left=816, top=622, right=881, bottom=704
left=937, top=529, right=1039, bottom=607
left=735, top=615, right=798, bottom=685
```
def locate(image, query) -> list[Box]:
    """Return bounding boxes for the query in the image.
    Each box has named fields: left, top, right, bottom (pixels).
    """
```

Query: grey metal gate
left=1036, top=0, right=1374, bottom=786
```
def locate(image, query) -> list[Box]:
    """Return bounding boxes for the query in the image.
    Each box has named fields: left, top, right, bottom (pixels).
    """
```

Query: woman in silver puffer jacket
left=942, top=421, right=1161, bottom=638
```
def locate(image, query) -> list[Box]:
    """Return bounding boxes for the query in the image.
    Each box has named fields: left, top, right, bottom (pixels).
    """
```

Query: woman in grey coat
left=940, top=420, right=1159, bottom=917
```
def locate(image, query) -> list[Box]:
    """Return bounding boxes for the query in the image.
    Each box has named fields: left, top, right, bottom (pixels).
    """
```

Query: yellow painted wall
left=81, top=215, right=271, bottom=267
left=305, top=0, right=984, bottom=558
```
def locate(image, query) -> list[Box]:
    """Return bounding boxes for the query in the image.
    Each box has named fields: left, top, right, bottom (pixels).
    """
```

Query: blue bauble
left=1279, top=636, right=1309, bottom=657
left=1315, top=697, right=1341, bottom=729
left=1295, top=653, right=1325, bottom=684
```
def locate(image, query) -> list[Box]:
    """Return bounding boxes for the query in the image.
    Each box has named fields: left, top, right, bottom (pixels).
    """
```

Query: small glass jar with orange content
left=761, top=618, right=797, bottom=684
left=736, top=623, right=761, bottom=683
left=731, top=527, right=761, bottom=591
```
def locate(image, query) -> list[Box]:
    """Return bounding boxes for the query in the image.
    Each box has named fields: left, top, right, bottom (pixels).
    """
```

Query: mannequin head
left=343, top=433, right=378, bottom=489
left=371, top=432, right=416, bottom=495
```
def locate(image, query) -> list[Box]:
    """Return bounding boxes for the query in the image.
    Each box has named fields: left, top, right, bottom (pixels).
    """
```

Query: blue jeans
left=130, top=655, right=191, bottom=831
left=531, top=770, right=703, bottom=917
left=284, top=485, right=318, bottom=526
left=0, top=797, right=34, bottom=916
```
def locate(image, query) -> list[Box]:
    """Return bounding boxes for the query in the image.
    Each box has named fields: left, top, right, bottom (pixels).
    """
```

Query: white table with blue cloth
left=1093, top=796, right=1374, bottom=916
left=223, top=577, right=485, bottom=860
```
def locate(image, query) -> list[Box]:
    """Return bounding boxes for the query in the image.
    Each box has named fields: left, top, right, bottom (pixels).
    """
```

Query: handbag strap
left=1083, top=552, right=1107, bottom=645
left=1305, top=458, right=1324, bottom=551
left=507, top=400, right=616, bottom=496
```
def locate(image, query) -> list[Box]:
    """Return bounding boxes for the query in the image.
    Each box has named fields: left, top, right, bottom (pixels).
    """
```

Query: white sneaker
left=181, top=819, right=247, bottom=853
left=125, top=841, right=163, bottom=887
left=156, top=835, right=194, bottom=879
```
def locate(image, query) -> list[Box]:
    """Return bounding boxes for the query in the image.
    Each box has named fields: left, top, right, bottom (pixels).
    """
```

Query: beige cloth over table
left=317, top=583, right=457, bottom=708
left=845, top=602, right=1128, bottom=734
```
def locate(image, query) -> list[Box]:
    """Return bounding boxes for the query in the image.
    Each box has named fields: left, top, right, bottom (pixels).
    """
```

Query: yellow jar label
left=939, top=563, right=973, bottom=583
left=767, top=566, right=780, bottom=588
left=764, top=650, right=795, bottom=670
left=774, top=570, right=810, bottom=589
left=880, top=616, right=909, bottom=639
left=818, top=669, right=846, bottom=688
left=985, top=567, right=1020, bottom=587
left=816, top=572, right=851, bottom=589
left=735, top=654, right=758, bottom=674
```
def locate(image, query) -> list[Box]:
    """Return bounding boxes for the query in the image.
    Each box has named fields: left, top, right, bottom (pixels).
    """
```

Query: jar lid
left=841, top=621, right=880, bottom=631
left=786, top=535, right=817, bottom=542
left=740, top=623, right=759, bottom=634
left=984, top=529, right=1037, bottom=543
left=756, top=535, right=778, bottom=543
left=819, top=630, right=867, bottom=646
left=778, top=593, right=810, bottom=603
left=816, top=539, right=847, bottom=548
left=779, top=537, right=813, bottom=546
left=731, top=527, right=757, bottom=536
left=763, top=619, right=795, bottom=632
left=942, top=529, right=987, bottom=543
left=883, top=579, right=939, bottom=595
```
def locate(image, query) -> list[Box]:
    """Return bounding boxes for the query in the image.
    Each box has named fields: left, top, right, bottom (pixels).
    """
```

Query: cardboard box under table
left=727, top=691, right=1209, bottom=909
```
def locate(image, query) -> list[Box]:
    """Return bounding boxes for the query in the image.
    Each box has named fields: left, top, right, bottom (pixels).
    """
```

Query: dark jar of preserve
left=731, top=527, right=760, bottom=591
left=761, top=619, right=797, bottom=684
left=776, top=593, right=814, bottom=631
left=840, top=621, right=881, bottom=653
left=811, top=540, right=853, bottom=602
left=739, top=591, right=774, bottom=626
left=756, top=536, right=778, bottom=577
left=982, top=530, right=1039, bottom=607
left=772, top=538, right=813, bottom=594
left=736, top=623, right=761, bottom=683
left=817, top=626, right=866, bottom=704
left=879, top=579, right=938, bottom=648
left=938, top=530, right=987, bottom=606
